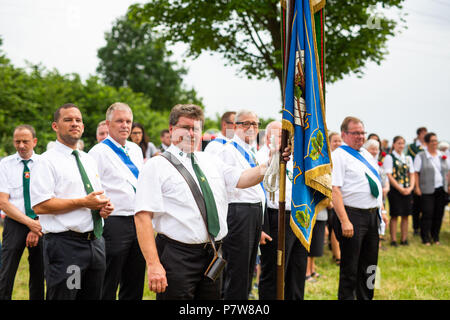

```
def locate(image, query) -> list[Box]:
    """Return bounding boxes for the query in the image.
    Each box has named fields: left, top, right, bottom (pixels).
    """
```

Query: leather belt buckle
left=86, top=232, right=94, bottom=241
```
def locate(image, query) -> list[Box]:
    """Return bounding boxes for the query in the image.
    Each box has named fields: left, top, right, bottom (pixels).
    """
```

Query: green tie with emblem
left=72, top=150, right=103, bottom=238
left=188, top=153, right=220, bottom=237
left=22, top=159, right=36, bottom=219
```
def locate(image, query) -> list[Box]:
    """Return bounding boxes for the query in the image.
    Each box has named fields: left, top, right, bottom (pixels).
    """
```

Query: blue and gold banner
left=282, top=0, right=332, bottom=251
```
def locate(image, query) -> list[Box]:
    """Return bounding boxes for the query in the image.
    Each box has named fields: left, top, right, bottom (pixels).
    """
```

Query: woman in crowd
left=383, top=136, right=415, bottom=246
left=130, top=122, right=159, bottom=161
left=414, top=132, right=449, bottom=245
left=327, top=132, right=342, bottom=265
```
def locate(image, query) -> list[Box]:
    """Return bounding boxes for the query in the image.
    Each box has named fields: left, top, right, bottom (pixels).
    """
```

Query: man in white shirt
left=134, top=104, right=291, bottom=300
left=96, top=120, right=109, bottom=143
left=89, top=103, right=146, bottom=300
left=331, top=116, right=388, bottom=300
left=217, top=110, right=266, bottom=300
left=204, top=111, right=235, bottom=155
left=0, top=125, right=44, bottom=300
left=158, top=129, right=170, bottom=152
left=30, top=103, right=114, bottom=300
left=256, top=121, right=308, bottom=300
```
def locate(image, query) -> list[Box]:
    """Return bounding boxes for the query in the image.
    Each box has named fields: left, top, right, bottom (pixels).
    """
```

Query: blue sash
left=339, top=145, right=381, bottom=183
left=211, top=138, right=227, bottom=145
left=230, top=141, right=266, bottom=194
left=102, top=139, right=139, bottom=179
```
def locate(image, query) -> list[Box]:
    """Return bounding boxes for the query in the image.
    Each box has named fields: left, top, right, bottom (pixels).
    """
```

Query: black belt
left=157, top=234, right=222, bottom=249
left=229, top=202, right=262, bottom=208
left=345, top=206, right=379, bottom=214
left=55, top=230, right=98, bottom=241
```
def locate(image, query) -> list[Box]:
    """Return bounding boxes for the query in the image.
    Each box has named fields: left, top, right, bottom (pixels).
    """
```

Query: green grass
left=2, top=209, right=449, bottom=300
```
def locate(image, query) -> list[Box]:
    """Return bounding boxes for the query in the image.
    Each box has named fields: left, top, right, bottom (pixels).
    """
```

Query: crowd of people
left=0, top=103, right=448, bottom=301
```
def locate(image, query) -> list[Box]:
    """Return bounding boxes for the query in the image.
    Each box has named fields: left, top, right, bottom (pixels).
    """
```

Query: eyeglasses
left=236, top=121, right=261, bottom=129
left=131, top=131, right=143, bottom=135
left=346, top=131, right=367, bottom=136
left=174, top=125, right=202, bottom=133
left=224, top=121, right=235, bottom=125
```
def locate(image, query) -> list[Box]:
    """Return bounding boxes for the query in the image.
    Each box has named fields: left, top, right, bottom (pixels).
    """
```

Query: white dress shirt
left=30, top=140, right=104, bottom=234
left=0, top=152, right=40, bottom=216
left=204, top=133, right=229, bottom=156
left=134, top=144, right=242, bottom=244
left=331, top=143, right=383, bottom=209
left=89, top=135, right=144, bottom=216
left=256, top=146, right=293, bottom=211
left=413, top=150, right=445, bottom=188
left=218, top=135, right=266, bottom=205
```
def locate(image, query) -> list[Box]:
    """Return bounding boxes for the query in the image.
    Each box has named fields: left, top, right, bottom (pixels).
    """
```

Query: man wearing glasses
left=217, top=110, right=266, bottom=300
left=331, top=116, right=388, bottom=300
left=204, top=111, right=236, bottom=155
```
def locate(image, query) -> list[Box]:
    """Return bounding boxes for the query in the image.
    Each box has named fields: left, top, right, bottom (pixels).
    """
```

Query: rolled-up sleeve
left=134, top=158, right=165, bottom=215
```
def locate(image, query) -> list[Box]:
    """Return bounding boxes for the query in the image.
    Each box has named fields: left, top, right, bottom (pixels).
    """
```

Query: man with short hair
left=89, top=102, right=146, bottom=300
left=204, top=111, right=236, bottom=155
left=332, top=116, right=388, bottom=300
left=134, top=104, right=290, bottom=300
left=218, top=110, right=266, bottom=300
left=0, top=125, right=44, bottom=300
left=159, top=129, right=170, bottom=152
left=31, top=103, right=114, bottom=300
left=96, top=120, right=109, bottom=143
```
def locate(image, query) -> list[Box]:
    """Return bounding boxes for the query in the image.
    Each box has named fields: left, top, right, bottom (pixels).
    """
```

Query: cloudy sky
left=0, top=0, right=449, bottom=144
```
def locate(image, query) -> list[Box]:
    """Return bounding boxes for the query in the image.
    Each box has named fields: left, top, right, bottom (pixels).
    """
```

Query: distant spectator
left=130, top=122, right=159, bottom=160
left=328, top=132, right=342, bottom=265
left=159, top=129, right=170, bottom=152
left=96, top=120, right=109, bottom=143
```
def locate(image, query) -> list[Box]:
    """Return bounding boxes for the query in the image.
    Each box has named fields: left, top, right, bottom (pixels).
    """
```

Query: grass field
left=2, top=209, right=449, bottom=300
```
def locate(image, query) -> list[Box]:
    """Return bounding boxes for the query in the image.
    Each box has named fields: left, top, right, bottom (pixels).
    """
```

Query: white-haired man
left=89, top=102, right=146, bottom=300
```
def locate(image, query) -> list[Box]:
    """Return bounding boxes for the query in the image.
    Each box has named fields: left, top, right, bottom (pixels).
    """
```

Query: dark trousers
left=0, top=217, right=44, bottom=300
left=412, top=194, right=421, bottom=231
left=259, top=208, right=308, bottom=300
left=155, top=234, right=221, bottom=300
left=222, top=202, right=263, bottom=300
left=101, top=216, right=146, bottom=300
left=334, top=207, right=380, bottom=300
left=43, top=232, right=106, bottom=300
left=420, top=187, right=448, bottom=243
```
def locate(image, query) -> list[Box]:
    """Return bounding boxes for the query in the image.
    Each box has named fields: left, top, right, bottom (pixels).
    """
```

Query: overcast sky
left=0, top=0, right=449, bottom=144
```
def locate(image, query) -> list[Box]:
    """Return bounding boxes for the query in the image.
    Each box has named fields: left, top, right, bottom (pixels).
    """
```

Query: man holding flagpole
left=89, top=102, right=146, bottom=300
left=331, top=116, right=388, bottom=300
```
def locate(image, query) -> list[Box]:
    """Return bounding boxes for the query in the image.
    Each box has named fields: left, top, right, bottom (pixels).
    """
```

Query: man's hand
left=260, top=231, right=273, bottom=245
left=281, top=145, right=291, bottom=162
left=27, top=218, right=43, bottom=237
left=99, top=201, right=114, bottom=219
left=147, top=261, right=168, bottom=293
left=26, top=231, right=40, bottom=248
left=381, top=212, right=389, bottom=226
left=341, top=219, right=354, bottom=238
left=414, top=187, right=422, bottom=196
left=83, top=191, right=109, bottom=210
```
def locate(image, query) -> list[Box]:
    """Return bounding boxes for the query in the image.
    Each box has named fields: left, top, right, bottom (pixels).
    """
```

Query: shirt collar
left=392, top=150, right=405, bottom=160
left=425, top=149, right=442, bottom=159
left=15, top=151, right=37, bottom=163
left=168, top=144, right=193, bottom=162
left=106, top=135, right=128, bottom=150
left=54, top=140, right=78, bottom=156
left=232, top=134, right=257, bottom=153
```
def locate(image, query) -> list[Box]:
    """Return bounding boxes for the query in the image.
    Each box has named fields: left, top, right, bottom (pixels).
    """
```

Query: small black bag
left=161, top=152, right=227, bottom=281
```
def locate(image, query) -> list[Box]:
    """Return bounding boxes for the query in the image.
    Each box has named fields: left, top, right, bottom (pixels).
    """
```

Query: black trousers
left=412, top=194, right=421, bottom=231
left=222, top=202, right=263, bottom=300
left=420, top=187, right=448, bottom=243
left=101, top=216, right=146, bottom=300
left=0, top=217, right=44, bottom=300
left=333, top=206, right=380, bottom=300
left=155, top=234, right=221, bottom=300
left=43, top=232, right=106, bottom=300
left=259, top=208, right=308, bottom=300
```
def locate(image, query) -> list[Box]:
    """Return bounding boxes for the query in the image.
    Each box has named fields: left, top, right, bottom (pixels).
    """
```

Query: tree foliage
left=128, top=0, right=406, bottom=94
left=97, top=16, right=203, bottom=111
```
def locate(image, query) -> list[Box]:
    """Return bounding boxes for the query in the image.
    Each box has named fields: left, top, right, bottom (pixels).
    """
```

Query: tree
left=97, top=16, right=203, bottom=111
left=128, top=0, right=406, bottom=95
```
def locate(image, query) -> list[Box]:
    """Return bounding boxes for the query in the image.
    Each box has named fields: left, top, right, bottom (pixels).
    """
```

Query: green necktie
left=365, top=173, right=380, bottom=198
left=22, top=160, right=36, bottom=219
left=189, top=153, right=220, bottom=237
left=72, top=150, right=103, bottom=238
